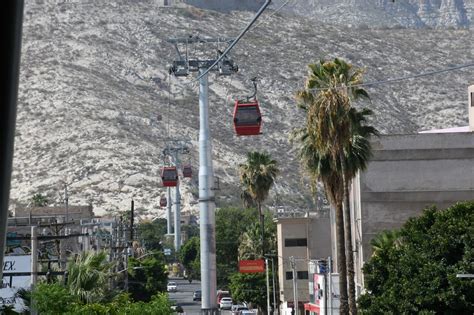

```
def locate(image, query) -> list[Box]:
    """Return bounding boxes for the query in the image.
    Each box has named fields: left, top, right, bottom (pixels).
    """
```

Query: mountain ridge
left=11, top=0, right=472, bottom=216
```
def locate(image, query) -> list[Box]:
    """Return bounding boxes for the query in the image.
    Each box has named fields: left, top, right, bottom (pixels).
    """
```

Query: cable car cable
left=192, top=0, right=273, bottom=83
left=301, top=61, right=474, bottom=93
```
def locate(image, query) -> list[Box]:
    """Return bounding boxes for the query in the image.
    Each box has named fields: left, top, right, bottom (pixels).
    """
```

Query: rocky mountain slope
left=273, top=0, right=473, bottom=29
left=10, top=0, right=472, bottom=216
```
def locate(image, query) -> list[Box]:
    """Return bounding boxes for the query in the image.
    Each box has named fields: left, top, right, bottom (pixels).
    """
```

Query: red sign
left=239, top=259, right=265, bottom=273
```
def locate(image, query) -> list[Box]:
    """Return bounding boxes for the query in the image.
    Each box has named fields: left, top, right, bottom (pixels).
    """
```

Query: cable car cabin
left=159, top=195, right=167, bottom=207
left=233, top=100, right=262, bottom=136
left=182, top=165, right=192, bottom=178
left=161, top=167, right=178, bottom=187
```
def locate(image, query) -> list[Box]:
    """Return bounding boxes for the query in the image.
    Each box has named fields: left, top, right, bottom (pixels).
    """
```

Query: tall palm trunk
left=335, top=199, right=349, bottom=315
left=342, top=159, right=357, bottom=315
left=258, top=201, right=265, bottom=257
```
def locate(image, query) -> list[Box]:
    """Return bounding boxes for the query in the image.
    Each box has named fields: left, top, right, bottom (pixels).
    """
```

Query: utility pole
left=168, top=35, right=237, bottom=314
left=266, top=258, right=271, bottom=315
left=290, top=256, right=298, bottom=314
left=64, top=183, right=69, bottom=223
left=130, top=199, right=134, bottom=245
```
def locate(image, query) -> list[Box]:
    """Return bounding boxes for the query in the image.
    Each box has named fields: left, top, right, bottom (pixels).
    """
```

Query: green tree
left=215, top=207, right=258, bottom=287
left=296, top=58, right=373, bottom=314
left=179, top=237, right=200, bottom=281
left=137, top=219, right=167, bottom=251
left=238, top=217, right=276, bottom=261
left=229, top=272, right=267, bottom=311
left=128, top=252, right=168, bottom=302
left=31, top=282, right=76, bottom=314
left=66, top=251, right=114, bottom=303
left=239, top=151, right=279, bottom=257
left=31, top=193, right=49, bottom=207
left=359, top=202, right=474, bottom=314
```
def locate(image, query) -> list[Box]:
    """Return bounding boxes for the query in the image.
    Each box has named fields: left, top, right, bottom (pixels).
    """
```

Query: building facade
left=276, top=212, right=332, bottom=314
left=349, top=131, right=474, bottom=293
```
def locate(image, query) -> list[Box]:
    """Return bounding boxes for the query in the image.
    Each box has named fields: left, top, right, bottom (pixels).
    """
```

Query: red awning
left=304, top=303, right=320, bottom=312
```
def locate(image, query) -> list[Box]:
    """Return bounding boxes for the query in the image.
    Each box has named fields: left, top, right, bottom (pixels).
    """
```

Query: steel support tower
left=168, top=35, right=238, bottom=314
left=162, top=139, right=190, bottom=252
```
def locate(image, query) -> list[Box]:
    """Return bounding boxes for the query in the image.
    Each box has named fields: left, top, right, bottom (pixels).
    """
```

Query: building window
left=285, top=271, right=309, bottom=280
left=284, top=238, right=307, bottom=247
left=471, top=92, right=474, bottom=107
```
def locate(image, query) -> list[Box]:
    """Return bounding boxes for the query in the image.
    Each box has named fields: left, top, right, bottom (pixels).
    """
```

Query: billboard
left=1, top=255, right=31, bottom=312
left=238, top=259, right=265, bottom=273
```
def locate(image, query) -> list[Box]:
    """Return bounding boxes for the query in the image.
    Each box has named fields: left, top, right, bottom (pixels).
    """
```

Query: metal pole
left=271, top=257, right=277, bottom=315
left=64, top=184, right=69, bottom=223
left=167, top=187, right=172, bottom=234
left=0, top=0, right=24, bottom=282
left=130, top=199, right=134, bottom=244
left=31, top=226, right=37, bottom=315
left=174, top=152, right=181, bottom=252
left=31, top=226, right=38, bottom=287
left=266, top=258, right=271, bottom=315
left=198, top=69, right=217, bottom=314
left=328, top=256, right=332, bottom=315
left=290, top=256, right=298, bottom=314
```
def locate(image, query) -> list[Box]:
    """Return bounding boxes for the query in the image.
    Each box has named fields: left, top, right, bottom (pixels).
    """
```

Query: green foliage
left=31, top=284, right=174, bottom=315
left=179, top=237, right=200, bottom=281
left=359, top=202, right=474, bottom=314
left=31, top=193, right=49, bottom=207
left=238, top=151, right=279, bottom=210
left=70, top=293, right=174, bottom=314
left=128, top=252, right=168, bottom=302
left=66, top=251, right=114, bottom=303
left=31, top=282, right=77, bottom=314
left=229, top=272, right=267, bottom=310
left=137, top=219, right=167, bottom=251
left=215, top=206, right=276, bottom=288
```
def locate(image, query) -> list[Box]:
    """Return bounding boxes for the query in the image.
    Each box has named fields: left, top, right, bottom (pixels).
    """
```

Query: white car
left=167, top=281, right=178, bottom=292
left=231, top=304, right=249, bottom=314
left=219, top=297, right=233, bottom=310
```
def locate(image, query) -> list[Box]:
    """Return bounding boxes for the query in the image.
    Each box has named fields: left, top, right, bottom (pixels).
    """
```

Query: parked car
left=231, top=304, right=249, bottom=314
left=240, top=311, right=256, bottom=315
left=167, top=281, right=178, bottom=292
left=171, top=305, right=184, bottom=314
left=219, top=297, right=233, bottom=310
left=217, top=290, right=230, bottom=304
left=193, top=290, right=202, bottom=301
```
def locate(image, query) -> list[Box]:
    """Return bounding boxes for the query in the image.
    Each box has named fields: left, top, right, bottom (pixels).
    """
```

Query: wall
left=277, top=214, right=331, bottom=306
left=351, top=132, right=474, bottom=290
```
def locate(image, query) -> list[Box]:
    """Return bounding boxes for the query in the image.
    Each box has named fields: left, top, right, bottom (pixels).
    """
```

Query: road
left=167, top=278, right=233, bottom=315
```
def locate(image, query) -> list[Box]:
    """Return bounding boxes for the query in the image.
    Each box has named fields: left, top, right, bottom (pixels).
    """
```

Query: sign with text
left=1, top=255, right=30, bottom=312
left=238, top=259, right=265, bottom=273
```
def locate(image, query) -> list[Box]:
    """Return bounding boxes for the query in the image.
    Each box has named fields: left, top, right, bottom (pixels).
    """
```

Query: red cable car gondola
left=182, top=165, right=192, bottom=178
left=233, top=100, right=262, bottom=136
left=159, top=195, right=167, bottom=207
left=232, top=77, right=262, bottom=136
left=161, top=166, right=178, bottom=187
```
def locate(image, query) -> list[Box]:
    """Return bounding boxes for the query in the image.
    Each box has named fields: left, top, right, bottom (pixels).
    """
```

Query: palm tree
left=296, top=58, right=373, bottom=315
left=238, top=222, right=262, bottom=260
left=66, top=251, right=114, bottom=303
left=239, top=151, right=279, bottom=257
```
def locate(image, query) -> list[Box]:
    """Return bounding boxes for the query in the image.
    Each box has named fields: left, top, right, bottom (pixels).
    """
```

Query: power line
left=252, top=0, right=296, bottom=30
left=304, top=62, right=474, bottom=92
